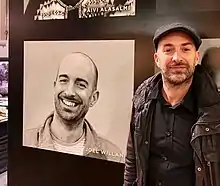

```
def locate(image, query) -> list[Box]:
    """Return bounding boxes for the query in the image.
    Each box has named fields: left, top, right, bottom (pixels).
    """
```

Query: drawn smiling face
left=53, top=53, right=99, bottom=125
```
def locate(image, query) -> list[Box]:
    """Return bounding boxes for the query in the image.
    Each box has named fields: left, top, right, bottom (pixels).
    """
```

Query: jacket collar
left=193, top=65, right=220, bottom=124
left=38, top=112, right=103, bottom=156
left=147, top=65, right=220, bottom=123
left=193, top=65, right=220, bottom=108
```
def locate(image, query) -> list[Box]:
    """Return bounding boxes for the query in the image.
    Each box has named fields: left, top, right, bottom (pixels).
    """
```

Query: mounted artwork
left=23, top=40, right=134, bottom=164
left=24, top=0, right=135, bottom=20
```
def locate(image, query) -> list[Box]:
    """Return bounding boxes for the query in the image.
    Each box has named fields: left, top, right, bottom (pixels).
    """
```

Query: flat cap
left=153, top=22, right=202, bottom=50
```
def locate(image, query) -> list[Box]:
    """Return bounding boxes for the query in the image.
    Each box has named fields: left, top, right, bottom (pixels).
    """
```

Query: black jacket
left=124, top=65, right=220, bottom=186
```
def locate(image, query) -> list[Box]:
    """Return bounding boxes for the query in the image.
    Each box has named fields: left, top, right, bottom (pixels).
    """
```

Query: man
left=24, top=52, right=122, bottom=163
left=124, top=22, right=220, bottom=186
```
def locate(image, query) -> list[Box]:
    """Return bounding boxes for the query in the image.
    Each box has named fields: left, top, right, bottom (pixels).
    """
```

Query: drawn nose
left=65, top=83, right=76, bottom=96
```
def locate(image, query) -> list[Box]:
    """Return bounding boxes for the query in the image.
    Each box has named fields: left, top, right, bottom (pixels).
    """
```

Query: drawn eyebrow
left=58, top=75, right=89, bottom=86
left=58, top=74, right=68, bottom=79
left=75, top=78, right=89, bottom=86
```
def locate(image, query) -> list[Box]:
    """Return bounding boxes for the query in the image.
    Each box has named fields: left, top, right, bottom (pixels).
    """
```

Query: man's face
left=54, top=54, right=99, bottom=125
left=154, top=31, right=200, bottom=85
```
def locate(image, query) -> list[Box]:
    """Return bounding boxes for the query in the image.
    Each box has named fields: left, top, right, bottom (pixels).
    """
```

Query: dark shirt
left=147, top=80, right=198, bottom=186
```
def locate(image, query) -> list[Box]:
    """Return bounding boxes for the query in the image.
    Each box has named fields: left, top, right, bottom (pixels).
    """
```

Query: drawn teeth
left=62, top=100, right=76, bottom=107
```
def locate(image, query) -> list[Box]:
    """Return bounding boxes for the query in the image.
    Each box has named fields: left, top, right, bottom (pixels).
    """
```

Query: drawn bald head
left=53, top=52, right=100, bottom=123
left=55, top=52, right=98, bottom=90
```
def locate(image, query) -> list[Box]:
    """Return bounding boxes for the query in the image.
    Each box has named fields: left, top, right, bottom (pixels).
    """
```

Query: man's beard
left=54, top=96, right=90, bottom=127
left=162, top=63, right=195, bottom=86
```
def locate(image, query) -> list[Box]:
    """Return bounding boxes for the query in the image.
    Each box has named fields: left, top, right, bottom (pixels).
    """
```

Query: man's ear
left=195, top=51, right=200, bottom=65
left=53, top=81, right=56, bottom=87
left=89, top=90, right=99, bottom=107
left=154, top=52, right=160, bottom=68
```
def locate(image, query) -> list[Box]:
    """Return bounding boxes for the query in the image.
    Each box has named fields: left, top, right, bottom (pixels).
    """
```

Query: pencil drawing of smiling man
left=24, top=52, right=122, bottom=163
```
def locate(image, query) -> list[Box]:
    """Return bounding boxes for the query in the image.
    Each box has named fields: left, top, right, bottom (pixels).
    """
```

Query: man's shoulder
left=85, top=121, right=124, bottom=162
left=133, top=73, right=161, bottom=107
left=95, top=135, right=124, bottom=163
left=96, top=135, right=122, bottom=154
left=23, top=126, right=42, bottom=147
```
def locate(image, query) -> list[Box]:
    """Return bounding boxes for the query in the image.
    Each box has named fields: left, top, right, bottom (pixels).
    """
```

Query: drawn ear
left=89, top=90, right=99, bottom=107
